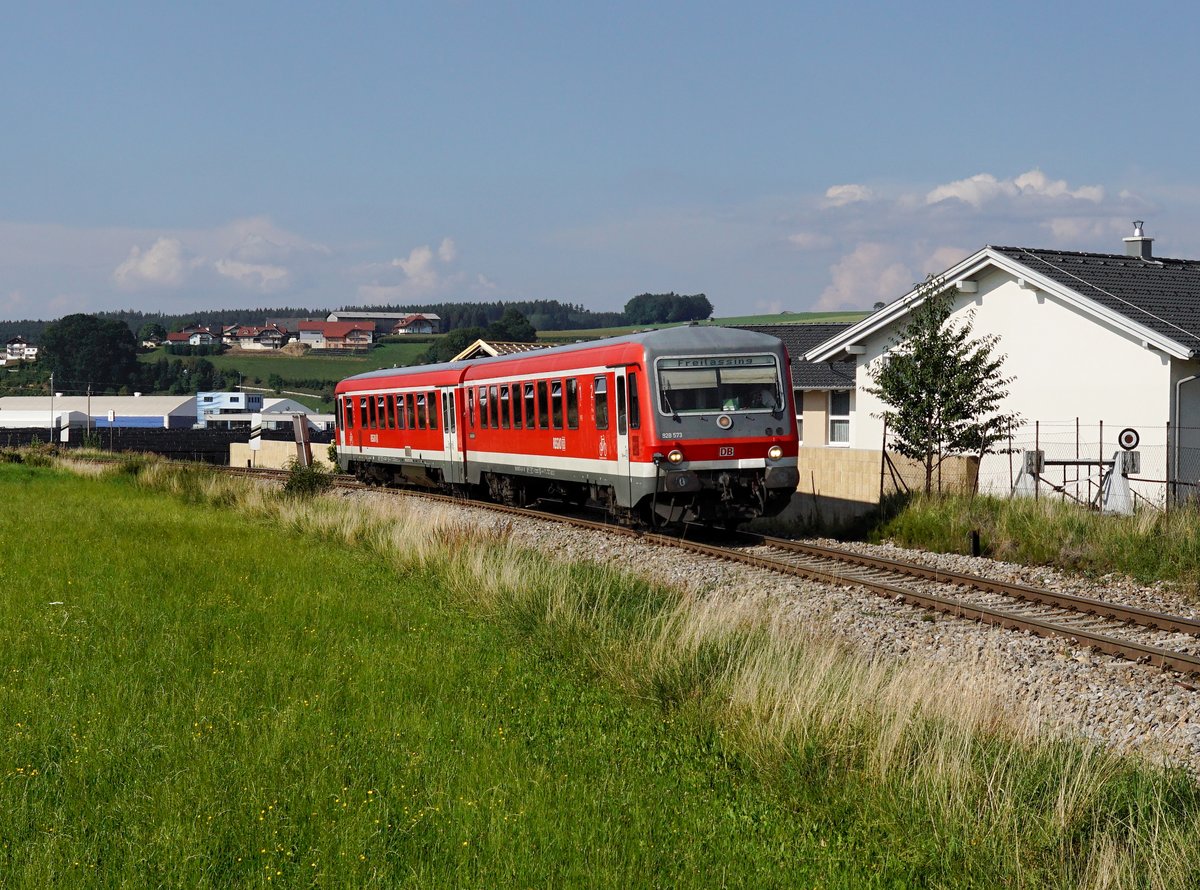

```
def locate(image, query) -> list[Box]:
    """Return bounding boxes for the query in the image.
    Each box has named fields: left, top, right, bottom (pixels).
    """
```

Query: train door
left=439, top=388, right=464, bottom=484
left=614, top=368, right=633, bottom=507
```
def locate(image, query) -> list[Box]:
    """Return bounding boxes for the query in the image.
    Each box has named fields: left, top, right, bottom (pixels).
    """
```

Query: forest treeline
left=0, top=294, right=710, bottom=344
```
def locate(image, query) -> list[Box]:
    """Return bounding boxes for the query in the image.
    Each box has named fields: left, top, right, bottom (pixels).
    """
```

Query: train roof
left=340, top=325, right=788, bottom=384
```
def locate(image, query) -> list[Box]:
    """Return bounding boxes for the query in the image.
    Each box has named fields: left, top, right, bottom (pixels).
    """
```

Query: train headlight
left=767, top=445, right=783, bottom=460
left=667, top=449, right=684, bottom=464
left=716, top=414, right=733, bottom=430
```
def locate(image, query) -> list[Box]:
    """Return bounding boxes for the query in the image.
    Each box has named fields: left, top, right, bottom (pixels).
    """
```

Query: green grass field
left=4, top=459, right=1198, bottom=887
left=139, top=341, right=430, bottom=385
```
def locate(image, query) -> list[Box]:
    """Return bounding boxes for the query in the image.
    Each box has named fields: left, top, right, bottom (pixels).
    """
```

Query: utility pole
left=49, top=372, right=54, bottom=442
left=87, top=384, right=92, bottom=438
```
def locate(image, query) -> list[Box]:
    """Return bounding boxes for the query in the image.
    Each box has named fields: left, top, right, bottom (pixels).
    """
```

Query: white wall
left=851, top=268, right=1174, bottom=450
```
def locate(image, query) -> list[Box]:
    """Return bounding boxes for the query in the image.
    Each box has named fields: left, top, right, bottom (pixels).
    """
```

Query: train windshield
left=657, top=355, right=781, bottom=414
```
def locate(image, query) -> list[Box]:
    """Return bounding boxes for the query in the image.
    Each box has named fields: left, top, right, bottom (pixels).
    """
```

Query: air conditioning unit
left=1023, top=450, right=1045, bottom=474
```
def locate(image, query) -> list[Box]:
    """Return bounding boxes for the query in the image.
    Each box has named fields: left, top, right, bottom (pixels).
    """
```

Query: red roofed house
left=391, top=313, right=441, bottom=335
left=298, top=321, right=374, bottom=350
left=233, top=323, right=289, bottom=351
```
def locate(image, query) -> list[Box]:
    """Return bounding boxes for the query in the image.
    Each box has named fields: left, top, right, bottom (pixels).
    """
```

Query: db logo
left=719, top=446, right=734, bottom=457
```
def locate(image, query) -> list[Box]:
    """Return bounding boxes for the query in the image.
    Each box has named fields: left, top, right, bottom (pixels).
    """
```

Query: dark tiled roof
left=727, top=323, right=856, bottom=389
left=991, top=246, right=1200, bottom=355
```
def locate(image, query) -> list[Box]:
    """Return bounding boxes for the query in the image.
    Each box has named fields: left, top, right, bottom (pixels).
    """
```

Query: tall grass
left=876, top=493, right=1200, bottom=588
left=7, top=455, right=1200, bottom=885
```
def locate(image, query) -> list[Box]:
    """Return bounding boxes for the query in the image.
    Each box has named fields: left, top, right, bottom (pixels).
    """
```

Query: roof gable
left=806, top=245, right=1200, bottom=362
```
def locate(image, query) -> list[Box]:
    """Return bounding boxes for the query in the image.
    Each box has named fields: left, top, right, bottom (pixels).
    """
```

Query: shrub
left=282, top=459, right=333, bottom=498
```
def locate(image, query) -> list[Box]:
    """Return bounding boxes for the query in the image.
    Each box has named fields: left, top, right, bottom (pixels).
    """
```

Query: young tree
left=867, top=276, right=1018, bottom=495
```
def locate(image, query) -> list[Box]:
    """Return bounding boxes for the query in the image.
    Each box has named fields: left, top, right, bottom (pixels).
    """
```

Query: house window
left=829, top=390, right=850, bottom=445
left=795, top=390, right=803, bottom=443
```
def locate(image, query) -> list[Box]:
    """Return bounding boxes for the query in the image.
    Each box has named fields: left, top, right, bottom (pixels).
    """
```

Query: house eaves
left=803, top=246, right=1198, bottom=363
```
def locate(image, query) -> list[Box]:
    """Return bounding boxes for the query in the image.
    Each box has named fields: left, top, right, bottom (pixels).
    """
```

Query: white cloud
left=817, top=243, right=914, bottom=311
left=787, top=231, right=833, bottom=250
left=822, top=184, right=874, bottom=208
left=214, top=259, right=290, bottom=291
left=926, top=169, right=1104, bottom=208
left=113, top=237, right=187, bottom=289
left=437, top=237, right=457, bottom=263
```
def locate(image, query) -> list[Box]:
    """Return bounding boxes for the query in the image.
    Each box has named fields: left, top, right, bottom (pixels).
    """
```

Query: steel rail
left=742, top=534, right=1200, bottom=637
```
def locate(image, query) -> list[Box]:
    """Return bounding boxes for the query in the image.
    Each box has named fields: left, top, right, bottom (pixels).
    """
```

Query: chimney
left=1123, top=220, right=1154, bottom=260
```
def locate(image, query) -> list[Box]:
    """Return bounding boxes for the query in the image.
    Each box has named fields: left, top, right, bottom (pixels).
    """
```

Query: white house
left=805, top=224, right=1200, bottom=504
left=4, top=336, right=38, bottom=363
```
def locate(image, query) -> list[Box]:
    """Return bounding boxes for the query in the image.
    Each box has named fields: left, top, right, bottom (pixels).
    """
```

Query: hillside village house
left=298, top=321, right=374, bottom=350
left=232, top=323, right=289, bottom=350
left=326, top=311, right=424, bottom=336
left=804, top=224, right=1200, bottom=506
left=392, top=313, right=441, bottom=335
left=4, top=336, right=38, bottom=364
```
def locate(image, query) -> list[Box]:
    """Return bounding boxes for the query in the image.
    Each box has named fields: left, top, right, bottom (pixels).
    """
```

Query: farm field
left=139, top=341, right=430, bottom=386
left=3, top=460, right=1199, bottom=886
left=537, top=310, right=869, bottom=341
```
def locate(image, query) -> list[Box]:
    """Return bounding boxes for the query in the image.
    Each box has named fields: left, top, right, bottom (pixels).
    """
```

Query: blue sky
left=3, top=0, right=1199, bottom=321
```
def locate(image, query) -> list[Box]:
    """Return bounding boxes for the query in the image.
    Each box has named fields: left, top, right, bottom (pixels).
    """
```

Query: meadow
left=139, top=341, right=431, bottom=387
left=2, top=456, right=1199, bottom=887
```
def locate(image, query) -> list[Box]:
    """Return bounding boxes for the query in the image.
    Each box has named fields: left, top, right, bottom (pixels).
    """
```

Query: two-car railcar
left=333, top=325, right=799, bottom=527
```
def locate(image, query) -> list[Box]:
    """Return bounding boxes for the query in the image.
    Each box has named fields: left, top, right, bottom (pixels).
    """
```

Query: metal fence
left=973, top=420, right=1200, bottom=511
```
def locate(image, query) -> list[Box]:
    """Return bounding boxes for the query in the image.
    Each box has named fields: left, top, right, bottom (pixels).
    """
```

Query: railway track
left=231, top=464, right=1200, bottom=675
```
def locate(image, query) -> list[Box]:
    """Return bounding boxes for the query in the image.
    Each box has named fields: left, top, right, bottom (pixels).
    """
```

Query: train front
left=638, top=327, right=800, bottom=527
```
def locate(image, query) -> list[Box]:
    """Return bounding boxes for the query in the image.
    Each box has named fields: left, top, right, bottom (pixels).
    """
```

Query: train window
left=416, top=393, right=426, bottom=429
left=406, top=393, right=417, bottom=429
left=467, top=388, right=475, bottom=428
left=511, top=384, right=522, bottom=429
left=377, top=396, right=387, bottom=429
left=594, top=377, right=608, bottom=430
left=537, top=381, right=549, bottom=429
left=396, top=394, right=406, bottom=429
left=344, top=399, right=355, bottom=429
left=385, top=394, right=395, bottom=429
left=428, top=391, right=439, bottom=430
left=478, top=386, right=488, bottom=428
left=628, top=372, right=640, bottom=430
left=500, top=385, right=511, bottom=429
left=367, top=395, right=378, bottom=429
left=566, top=378, right=579, bottom=430
left=656, top=355, right=781, bottom=414
left=616, top=378, right=626, bottom=435
left=359, top=396, right=368, bottom=428
left=550, top=380, right=563, bottom=429
left=488, top=385, right=499, bottom=429
left=524, top=383, right=536, bottom=428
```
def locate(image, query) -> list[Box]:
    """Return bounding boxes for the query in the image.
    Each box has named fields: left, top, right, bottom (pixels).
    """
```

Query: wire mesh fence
left=970, top=420, right=1200, bottom=511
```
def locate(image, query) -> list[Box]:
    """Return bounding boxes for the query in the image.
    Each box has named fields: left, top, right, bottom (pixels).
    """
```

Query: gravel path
left=351, top=489, right=1200, bottom=775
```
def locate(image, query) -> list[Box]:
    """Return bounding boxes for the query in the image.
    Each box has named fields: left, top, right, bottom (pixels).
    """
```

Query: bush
left=282, top=459, right=333, bottom=498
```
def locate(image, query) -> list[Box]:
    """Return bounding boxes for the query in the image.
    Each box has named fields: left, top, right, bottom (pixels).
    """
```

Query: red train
left=334, top=325, right=800, bottom=527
